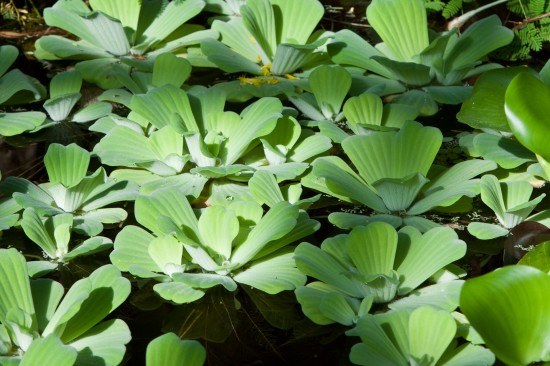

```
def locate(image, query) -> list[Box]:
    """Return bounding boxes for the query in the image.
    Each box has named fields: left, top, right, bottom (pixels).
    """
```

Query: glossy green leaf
left=505, top=72, right=550, bottom=161
left=518, top=240, right=550, bottom=272
left=146, top=333, right=206, bottom=366
left=458, top=67, right=535, bottom=131
left=367, top=0, right=428, bottom=62
left=473, top=132, right=535, bottom=169
left=461, top=265, right=550, bottom=365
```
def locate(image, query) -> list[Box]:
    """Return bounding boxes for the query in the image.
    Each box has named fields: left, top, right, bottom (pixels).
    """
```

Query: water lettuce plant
left=294, top=222, right=466, bottom=326
left=328, top=0, right=513, bottom=115
left=303, top=121, right=496, bottom=231
left=201, top=0, right=328, bottom=77
left=347, top=306, right=495, bottom=365
left=34, top=0, right=216, bottom=88
left=0, top=45, right=47, bottom=136
left=110, top=187, right=318, bottom=304
left=0, top=143, right=138, bottom=236
left=0, top=248, right=131, bottom=365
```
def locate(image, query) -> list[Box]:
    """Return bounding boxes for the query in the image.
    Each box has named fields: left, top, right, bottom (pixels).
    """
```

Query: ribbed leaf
left=172, top=272, right=237, bottom=291
left=69, top=319, right=130, bottom=366
left=152, top=53, right=192, bottom=88
left=295, top=243, right=364, bottom=298
left=438, top=343, right=495, bottom=366
left=374, top=173, right=429, bottom=212
left=347, top=314, right=408, bottom=366
left=72, top=102, right=112, bottom=123
left=389, top=280, right=463, bottom=312
left=93, top=126, right=156, bottom=166
left=249, top=170, right=285, bottom=206
left=148, top=235, right=184, bottom=272
left=63, top=236, right=112, bottom=261
left=211, top=17, right=259, bottom=62
left=327, top=29, right=391, bottom=77
left=467, top=222, right=509, bottom=240
left=371, top=57, right=432, bottom=86
left=311, top=157, right=388, bottom=212
left=49, top=70, right=82, bottom=99
left=473, top=133, right=535, bottom=169
left=80, top=12, right=130, bottom=56
left=135, top=188, right=199, bottom=239
left=344, top=92, right=383, bottom=129
left=136, top=0, right=205, bottom=51
left=230, top=202, right=298, bottom=265
left=308, top=65, right=351, bottom=119
left=19, top=334, right=77, bottom=366
left=146, top=333, right=206, bottom=366
left=55, top=265, right=131, bottom=343
left=131, top=85, right=198, bottom=132
left=241, top=0, right=277, bottom=62
left=21, top=208, right=65, bottom=259
left=0, top=112, right=46, bottom=136
left=30, top=279, right=64, bottom=333
left=396, top=226, right=466, bottom=295
left=461, top=265, right=550, bottom=366
left=89, top=0, right=140, bottom=37
left=270, top=43, right=315, bottom=75
left=110, top=225, right=158, bottom=272
left=0, top=249, right=36, bottom=329
left=348, top=222, right=398, bottom=276
left=444, top=15, right=513, bottom=74
left=233, top=250, right=306, bottom=293
left=342, top=121, right=442, bottom=184
left=271, top=0, right=323, bottom=44
left=366, top=0, right=429, bottom=62
left=199, top=206, right=239, bottom=260
left=408, top=306, right=456, bottom=363
left=153, top=282, right=205, bottom=304
left=44, top=143, right=90, bottom=188
left=43, top=93, right=81, bottom=122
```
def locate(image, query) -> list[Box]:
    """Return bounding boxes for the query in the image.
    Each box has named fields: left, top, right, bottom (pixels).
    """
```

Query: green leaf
left=233, top=250, right=306, bottom=293
left=198, top=206, right=239, bottom=260
left=366, top=0, right=429, bottom=62
left=271, top=0, right=323, bottom=45
left=295, top=243, right=364, bottom=298
left=152, top=53, right=191, bottom=88
left=201, top=38, right=262, bottom=74
left=89, top=0, right=140, bottom=37
left=344, top=92, right=383, bottom=130
left=342, top=121, right=442, bottom=184
left=396, top=226, right=466, bottom=295
left=231, top=201, right=298, bottom=265
left=44, top=143, right=90, bottom=188
left=270, top=43, right=316, bottom=75
left=374, top=173, right=429, bottom=212
left=241, top=0, right=277, bottom=62
left=308, top=65, right=351, bottom=120
left=0, top=249, right=36, bottom=329
left=0, top=45, right=18, bottom=76
left=348, top=222, right=397, bottom=277
left=135, top=0, right=205, bottom=52
left=146, top=333, right=206, bottom=366
left=249, top=170, right=285, bottom=206
left=458, top=67, right=535, bottom=131
left=467, top=222, right=509, bottom=240
left=505, top=72, right=550, bottom=161
left=49, top=70, right=82, bottom=98
left=30, top=279, right=64, bottom=333
left=473, top=132, right=535, bottom=169
left=153, top=282, right=205, bottom=304
left=518, top=240, right=550, bottom=272
left=72, top=101, right=112, bottom=123
left=44, top=92, right=81, bottom=121
left=69, top=319, right=130, bottom=366
left=148, top=235, right=183, bottom=272
left=20, top=334, right=77, bottom=366
left=0, top=69, right=46, bottom=105
left=460, top=265, right=550, bottom=366
left=0, top=112, right=47, bottom=136
left=389, top=280, right=463, bottom=312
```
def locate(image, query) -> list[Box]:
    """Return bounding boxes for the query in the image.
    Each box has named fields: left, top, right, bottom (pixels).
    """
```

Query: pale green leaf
left=20, top=334, right=77, bottom=366
left=467, top=222, right=509, bottom=240
left=146, top=333, right=206, bottom=366
left=348, top=222, right=397, bottom=277
left=30, top=279, right=65, bottom=333
left=153, top=282, right=205, bottom=304
left=44, top=143, right=90, bottom=188
left=0, top=112, right=47, bottom=136
left=199, top=206, right=239, bottom=260
left=308, top=65, right=351, bottom=119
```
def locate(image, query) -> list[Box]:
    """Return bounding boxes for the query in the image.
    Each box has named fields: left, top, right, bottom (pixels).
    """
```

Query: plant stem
left=447, top=0, right=509, bottom=30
